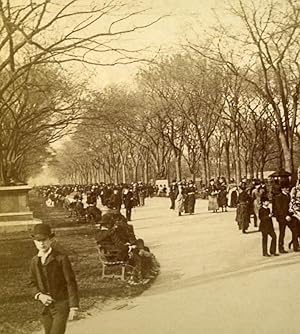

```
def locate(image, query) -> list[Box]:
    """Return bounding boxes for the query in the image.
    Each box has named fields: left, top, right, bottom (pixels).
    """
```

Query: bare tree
left=189, top=0, right=300, bottom=174
left=0, top=0, right=162, bottom=184
left=0, top=66, right=85, bottom=184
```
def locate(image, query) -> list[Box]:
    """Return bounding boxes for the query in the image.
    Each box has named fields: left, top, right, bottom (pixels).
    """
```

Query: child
left=29, top=224, right=79, bottom=334
left=259, top=197, right=279, bottom=257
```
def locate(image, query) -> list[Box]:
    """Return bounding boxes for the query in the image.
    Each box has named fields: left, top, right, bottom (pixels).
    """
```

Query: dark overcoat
left=29, top=248, right=79, bottom=312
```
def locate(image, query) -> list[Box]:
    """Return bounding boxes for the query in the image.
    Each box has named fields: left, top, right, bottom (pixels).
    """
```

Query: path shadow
left=245, top=230, right=260, bottom=234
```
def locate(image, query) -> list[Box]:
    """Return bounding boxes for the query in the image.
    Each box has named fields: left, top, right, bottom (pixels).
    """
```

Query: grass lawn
left=0, top=192, right=153, bottom=334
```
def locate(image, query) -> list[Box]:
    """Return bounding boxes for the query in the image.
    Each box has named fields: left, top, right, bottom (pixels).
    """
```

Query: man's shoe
left=271, top=253, right=280, bottom=256
left=263, top=253, right=271, bottom=257
left=279, top=250, right=288, bottom=254
left=294, top=249, right=300, bottom=252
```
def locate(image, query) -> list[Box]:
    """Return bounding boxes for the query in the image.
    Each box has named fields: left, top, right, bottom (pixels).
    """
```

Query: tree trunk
left=114, top=168, right=118, bottom=184
left=224, top=141, right=231, bottom=182
left=249, top=150, right=254, bottom=180
left=260, top=165, right=264, bottom=180
left=278, top=124, right=293, bottom=173
left=174, top=148, right=182, bottom=181
left=121, top=163, right=126, bottom=183
left=175, top=156, right=182, bottom=181
left=244, top=160, right=248, bottom=180
left=191, top=172, right=196, bottom=182
left=233, top=129, right=241, bottom=184
left=202, top=153, right=210, bottom=185
left=0, top=162, right=5, bottom=185
left=144, top=160, right=149, bottom=184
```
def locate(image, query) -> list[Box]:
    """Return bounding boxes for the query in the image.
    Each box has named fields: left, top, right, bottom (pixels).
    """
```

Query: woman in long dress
left=236, top=183, right=251, bottom=233
left=251, top=183, right=263, bottom=228
left=207, top=179, right=219, bottom=213
left=217, top=181, right=228, bottom=212
left=176, top=183, right=185, bottom=216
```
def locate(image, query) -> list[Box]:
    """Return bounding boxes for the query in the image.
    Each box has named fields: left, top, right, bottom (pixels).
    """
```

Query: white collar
left=38, top=247, right=52, bottom=259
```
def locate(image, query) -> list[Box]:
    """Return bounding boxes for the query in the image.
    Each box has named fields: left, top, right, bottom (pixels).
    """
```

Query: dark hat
left=134, top=238, right=145, bottom=247
left=31, top=223, right=54, bottom=240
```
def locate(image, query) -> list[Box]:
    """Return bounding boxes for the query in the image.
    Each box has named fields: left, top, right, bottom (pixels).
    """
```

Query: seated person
left=86, top=191, right=97, bottom=206
left=75, top=199, right=85, bottom=216
left=131, top=239, right=160, bottom=280
left=95, top=213, right=129, bottom=262
left=86, top=205, right=102, bottom=224
left=111, top=211, right=137, bottom=244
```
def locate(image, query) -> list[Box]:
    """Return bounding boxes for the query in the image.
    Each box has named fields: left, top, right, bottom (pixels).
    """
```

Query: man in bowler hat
left=29, top=223, right=79, bottom=334
left=274, top=182, right=300, bottom=253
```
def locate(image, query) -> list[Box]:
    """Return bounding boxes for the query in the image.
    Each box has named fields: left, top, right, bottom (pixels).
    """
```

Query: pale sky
left=80, top=0, right=231, bottom=89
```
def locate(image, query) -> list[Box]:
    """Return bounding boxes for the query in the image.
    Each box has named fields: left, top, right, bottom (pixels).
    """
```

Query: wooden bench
left=96, top=243, right=132, bottom=280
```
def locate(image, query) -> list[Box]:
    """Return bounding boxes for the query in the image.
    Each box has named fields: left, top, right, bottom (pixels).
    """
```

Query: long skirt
left=253, top=199, right=261, bottom=217
left=236, top=202, right=250, bottom=231
left=217, top=191, right=227, bottom=207
left=187, top=195, right=196, bottom=214
left=176, top=195, right=185, bottom=214
left=208, top=195, right=218, bottom=211
left=230, top=191, right=238, bottom=208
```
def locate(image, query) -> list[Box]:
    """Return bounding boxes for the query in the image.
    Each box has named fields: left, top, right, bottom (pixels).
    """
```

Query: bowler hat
left=31, top=223, right=55, bottom=240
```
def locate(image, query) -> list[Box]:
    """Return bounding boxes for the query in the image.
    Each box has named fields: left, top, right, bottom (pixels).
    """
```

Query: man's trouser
left=42, top=300, right=69, bottom=334
left=262, top=228, right=276, bottom=255
left=278, top=217, right=300, bottom=251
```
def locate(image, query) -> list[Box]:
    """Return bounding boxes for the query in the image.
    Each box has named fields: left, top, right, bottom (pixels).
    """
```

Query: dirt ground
left=35, top=197, right=300, bottom=334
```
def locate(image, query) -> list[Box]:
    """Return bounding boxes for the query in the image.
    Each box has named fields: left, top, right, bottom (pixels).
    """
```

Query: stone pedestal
left=0, top=185, right=41, bottom=233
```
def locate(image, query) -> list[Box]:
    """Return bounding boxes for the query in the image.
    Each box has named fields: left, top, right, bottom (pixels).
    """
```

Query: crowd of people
left=37, top=182, right=160, bottom=285
left=168, top=177, right=237, bottom=216
left=166, top=174, right=300, bottom=258
left=235, top=174, right=300, bottom=257
left=168, top=180, right=197, bottom=216
left=38, top=182, right=157, bottom=223
left=30, top=170, right=300, bottom=334
left=38, top=172, right=300, bottom=261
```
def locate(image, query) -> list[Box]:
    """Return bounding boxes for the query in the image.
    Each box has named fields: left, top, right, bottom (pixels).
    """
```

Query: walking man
left=259, top=197, right=279, bottom=257
left=124, top=186, right=135, bottom=221
left=29, top=224, right=79, bottom=334
left=169, top=180, right=178, bottom=210
left=274, top=182, right=299, bottom=253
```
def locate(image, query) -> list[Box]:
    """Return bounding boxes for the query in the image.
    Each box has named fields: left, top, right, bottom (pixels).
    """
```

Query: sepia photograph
left=1, top=0, right=300, bottom=333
